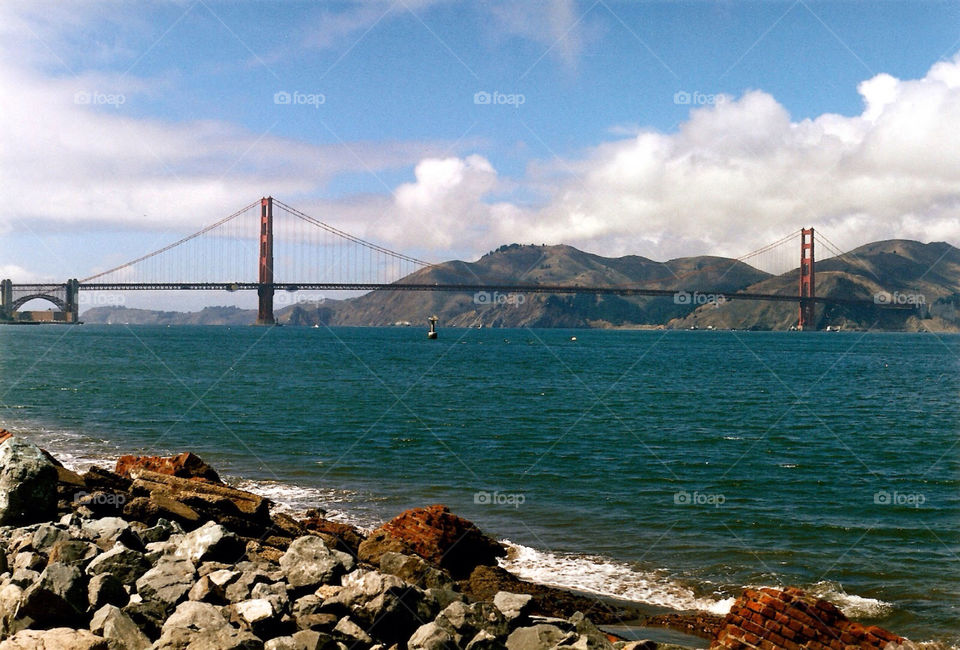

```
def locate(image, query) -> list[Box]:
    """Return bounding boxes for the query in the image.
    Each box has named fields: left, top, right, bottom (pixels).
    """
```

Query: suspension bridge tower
left=256, top=196, right=275, bottom=325
left=798, top=227, right=815, bottom=330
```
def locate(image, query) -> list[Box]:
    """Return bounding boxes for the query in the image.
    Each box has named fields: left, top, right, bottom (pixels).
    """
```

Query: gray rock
left=291, top=630, right=339, bottom=650
left=226, top=568, right=273, bottom=604
left=0, top=582, right=24, bottom=638
left=19, top=562, right=89, bottom=627
left=162, top=600, right=230, bottom=633
left=134, top=557, right=196, bottom=613
left=332, top=616, right=373, bottom=645
left=228, top=598, right=284, bottom=639
left=90, top=604, right=151, bottom=650
left=435, top=601, right=509, bottom=643
left=379, top=552, right=456, bottom=591
left=139, top=519, right=181, bottom=545
left=493, top=592, right=533, bottom=625
left=151, top=600, right=264, bottom=650
left=290, top=594, right=337, bottom=632
left=328, top=571, right=434, bottom=645
left=32, top=523, right=70, bottom=552
left=264, top=638, right=298, bottom=650
left=251, top=581, right=290, bottom=615
left=426, top=587, right=467, bottom=611
left=174, top=521, right=244, bottom=565
left=0, top=627, right=110, bottom=650
left=505, top=625, right=570, bottom=650
left=9, top=568, right=40, bottom=588
left=568, top=612, right=616, bottom=650
left=81, top=517, right=131, bottom=550
left=49, top=539, right=101, bottom=569
left=121, top=599, right=168, bottom=642
left=89, top=573, right=130, bottom=610
left=12, top=551, right=44, bottom=572
left=407, top=622, right=457, bottom=650
left=87, top=545, right=152, bottom=583
left=0, top=438, right=59, bottom=526
left=187, top=574, right=227, bottom=604
left=465, top=630, right=503, bottom=650
left=280, top=537, right=345, bottom=591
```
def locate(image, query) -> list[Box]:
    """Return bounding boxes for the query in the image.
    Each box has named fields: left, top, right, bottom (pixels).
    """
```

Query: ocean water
left=0, top=325, right=957, bottom=644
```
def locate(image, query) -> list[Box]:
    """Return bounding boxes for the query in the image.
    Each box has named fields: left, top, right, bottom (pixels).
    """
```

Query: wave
left=499, top=540, right=736, bottom=615
left=804, top=580, right=894, bottom=619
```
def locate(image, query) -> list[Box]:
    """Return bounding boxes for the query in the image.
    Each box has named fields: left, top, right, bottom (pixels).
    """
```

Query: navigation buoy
left=427, top=315, right=439, bottom=339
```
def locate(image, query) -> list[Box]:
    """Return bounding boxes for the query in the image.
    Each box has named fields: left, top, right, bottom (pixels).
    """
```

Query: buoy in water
left=570, top=336, right=577, bottom=341
left=427, top=315, right=439, bottom=339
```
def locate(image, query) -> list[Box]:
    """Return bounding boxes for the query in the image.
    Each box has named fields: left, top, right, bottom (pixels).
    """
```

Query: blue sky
left=2, top=1, right=960, bottom=309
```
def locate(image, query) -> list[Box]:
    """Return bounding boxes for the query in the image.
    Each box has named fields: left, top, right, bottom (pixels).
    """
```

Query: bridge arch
left=11, top=294, right=67, bottom=312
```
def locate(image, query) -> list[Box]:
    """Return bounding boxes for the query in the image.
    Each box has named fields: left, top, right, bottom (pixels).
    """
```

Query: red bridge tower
left=256, top=196, right=275, bottom=325
left=798, top=227, right=815, bottom=330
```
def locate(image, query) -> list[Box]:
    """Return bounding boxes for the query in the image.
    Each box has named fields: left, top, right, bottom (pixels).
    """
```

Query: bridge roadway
left=40, top=282, right=900, bottom=308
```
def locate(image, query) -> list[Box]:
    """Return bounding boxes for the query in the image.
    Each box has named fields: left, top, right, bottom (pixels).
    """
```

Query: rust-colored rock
left=711, top=586, right=906, bottom=650
left=115, top=452, right=221, bottom=483
left=0, top=430, right=11, bottom=445
left=358, top=504, right=505, bottom=578
left=302, top=515, right=366, bottom=558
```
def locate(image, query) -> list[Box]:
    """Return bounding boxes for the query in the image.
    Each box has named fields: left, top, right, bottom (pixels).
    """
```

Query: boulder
left=301, top=516, right=365, bottom=558
left=122, top=599, right=168, bottom=642
left=18, top=562, right=89, bottom=627
left=32, top=522, right=71, bottom=552
left=291, top=630, right=339, bottom=650
left=174, top=520, right=245, bottom=564
left=225, top=568, right=273, bottom=603
left=379, top=551, right=457, bottom=591
left=464, top=630, right=502, bottom=650
left=332, top=616, right=373, bottom=645
left=115, top=452, right=221, bottom=483
left=88, top=573, right=130, bottom=610
left=228, top=598, right=286, bottom=639
left=493, top=592, right=533, bottom=626
left=49, top=539, right=101, bottom=569
left=135, top=557, right=196, bottom=613
left=0, top=628, right=109, bottom=650
left=279, top=536, right=345, bottom=590
left=86, top=545, right=152, bottom=583
left=505, top=624, right=571, bottom=650
left=81, top=517, right=131, bottom=550
left=90, top=604, right=151, bottom=650
left=568, top=612, right=616, bottom=650
left=358, top=505, right=505, bottom=578
left=187, top=574, right=227, bottom=604
left=0, top=583, right=24, bottom=638
left=0, top=438, right=59, bottom=525
left=291, top=594, right=338, bottom=632
left=327, top=570, right=434, bottom=644
left=435, top=600, right=508, bottom=644
left=122, top=495, right=201, bottom=529
left=151, top=600, right=264, bottom=649
left=408, top=622, right=457, bottom=650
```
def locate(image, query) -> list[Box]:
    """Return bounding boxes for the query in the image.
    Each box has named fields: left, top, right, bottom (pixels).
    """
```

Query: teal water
left=0, top=325, right=957, bottom=644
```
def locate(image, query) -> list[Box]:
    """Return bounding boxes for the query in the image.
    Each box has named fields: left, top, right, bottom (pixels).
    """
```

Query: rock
left=90, top=604, right=151, bottom=650
left=505, top=625, right=571, bottom=650
left=86, top=545, right=152, bottom=583
left=568, top=612, right=616, bottom=650
left=333, top=616, right=374, bottom=645
left=152, top=601, right=264, bottom=649
left=329, top=570, right=434, bottom=644
left=280, top=536, right=345, bottom=591
left=435, top=601, right=508, bottom=644
left=174, top=520, right=245, bottom=564
left=81, top=517, right=131, bottom=550
left=129, top=470, right=270, bottom=537
left=290, top=630, right=338, bottom=650
left=0, top=628, right=109, bottom=650
left=226, top=568, right=272, bottom=603
left=264, top=638, right=298, bottom=650
left=358, top=505, right=505, bottom=578
left=0, top=438, right=59, bottom=525
left=140, top=519, right=183, bottom=544
left=379, top=552, right=457, bottom=591
left=408, top=622, right=457, bottom=650
left=32, top=522, right=71, bottom=552
left=82, top=467, right=133, bottom=494
left=121, top=599, right=168, bottom=642
left=0, top=583, right=24, bottom=638
left=187, top=574, right=227, bottom=604
left=135, top=557, right=196, bottom=613
left=228, top=598, right=285, bottom=639
left=291, top=594, right=338, bottom=632
left=49, top=539, right=101, bottom=569
left=9, top=568, right=40, bottom=588
left=464, top=630, right=502, bottom=650
left=13, top=551, right=44, bottom=572
left=161, top=600, right=230, bottom=632
left=251, top=581, right=290, bottom=615
left=116, top=452, right=222, bottom=483
left=18, top=561, right=89, bottom=627
left=620, top=642, right=657, bottom=650
left=122, top=496, right=201, bottom=530
left=493, top=591, right=533, bottom=626
left=89, top=573, right=130, bottom=609
left=301, top=516, right=365, bottom=559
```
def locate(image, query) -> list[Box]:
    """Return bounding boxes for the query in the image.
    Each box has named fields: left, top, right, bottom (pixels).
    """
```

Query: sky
left=2, top=0, right=960, bottom=310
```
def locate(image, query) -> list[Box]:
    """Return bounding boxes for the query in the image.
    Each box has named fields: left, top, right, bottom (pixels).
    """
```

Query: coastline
left=0, top=433, right=927, bottom=649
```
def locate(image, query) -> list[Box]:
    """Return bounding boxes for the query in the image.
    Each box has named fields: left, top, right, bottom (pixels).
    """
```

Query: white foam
left=499, top=540, right=735, bottom=615
left=805, top=580, right=894, bottom=619
left=229, top=478, right=378, bottom=531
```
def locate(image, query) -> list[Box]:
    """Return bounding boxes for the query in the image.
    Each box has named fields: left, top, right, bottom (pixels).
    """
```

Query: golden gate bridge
left=0, top=197, right=911, bottom=329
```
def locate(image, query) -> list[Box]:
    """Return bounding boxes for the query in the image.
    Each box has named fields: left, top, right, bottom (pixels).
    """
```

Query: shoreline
left=0, top=434, right=928, bottom=649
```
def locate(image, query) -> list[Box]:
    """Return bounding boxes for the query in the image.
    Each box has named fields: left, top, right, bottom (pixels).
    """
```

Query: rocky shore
left=0, top=434, right=918, bottom=650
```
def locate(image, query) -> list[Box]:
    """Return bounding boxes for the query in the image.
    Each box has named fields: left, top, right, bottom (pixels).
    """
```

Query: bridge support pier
left=256, top=197, right=275, bottom=325
left=65, top=279, right=79, bottom=323
left=1, top=279, right=11, bottom=321
left=799, top=227, right=815, bottom=330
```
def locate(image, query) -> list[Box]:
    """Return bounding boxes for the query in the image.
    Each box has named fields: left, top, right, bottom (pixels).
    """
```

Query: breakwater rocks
left=0, top=438, right=912, bottom=650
